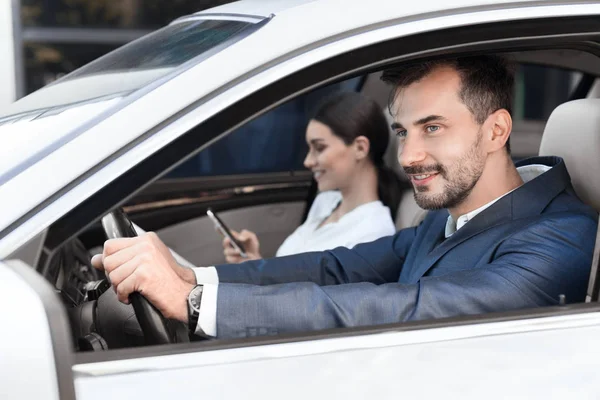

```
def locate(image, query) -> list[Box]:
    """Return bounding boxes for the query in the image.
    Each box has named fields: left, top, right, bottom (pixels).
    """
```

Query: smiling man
left=93, top=55, right=598, bottom=339
left=388, top=58, right=524, bottom=233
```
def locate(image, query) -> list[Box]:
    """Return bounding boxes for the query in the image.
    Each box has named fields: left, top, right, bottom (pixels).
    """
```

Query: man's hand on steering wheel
left=91, top=232, right=195, bottom=323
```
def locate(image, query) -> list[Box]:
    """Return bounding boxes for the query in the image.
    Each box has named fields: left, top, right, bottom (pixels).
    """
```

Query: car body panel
left=2, top=1, right=599, bottom=257
left=0, top=263, right=60, bottom=399
left=0, top=260, right=76, bottom=400
left=195, top=0, right=318, bottom=17
left=198, top=0, right=555, bottom=19
left=73, top=310, right=600, bottom=399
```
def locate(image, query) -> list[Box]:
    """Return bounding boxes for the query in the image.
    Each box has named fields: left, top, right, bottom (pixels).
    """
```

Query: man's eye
left=396, top=130, right=407, bottom=138
left=426, top=125, right=440, bottom=133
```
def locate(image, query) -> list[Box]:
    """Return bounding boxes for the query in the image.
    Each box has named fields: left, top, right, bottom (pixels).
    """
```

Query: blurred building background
left=0, top=0, right=234, bottom=109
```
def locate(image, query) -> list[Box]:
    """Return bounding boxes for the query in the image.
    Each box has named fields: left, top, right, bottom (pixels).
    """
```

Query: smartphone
left=206, top=208, right=247, bottom=258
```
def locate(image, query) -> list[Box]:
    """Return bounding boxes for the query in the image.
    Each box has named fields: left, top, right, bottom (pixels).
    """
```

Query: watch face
left=188, top=286, right=203, bottom=312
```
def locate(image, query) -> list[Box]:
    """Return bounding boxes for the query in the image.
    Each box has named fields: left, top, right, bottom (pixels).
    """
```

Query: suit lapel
left=405, top=196, right=514, bottom=284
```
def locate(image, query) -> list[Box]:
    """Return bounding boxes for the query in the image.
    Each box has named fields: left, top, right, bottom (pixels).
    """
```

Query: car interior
left=96, top=49, right=600, bottom=267
left=26, top=43, right=600, bottom=354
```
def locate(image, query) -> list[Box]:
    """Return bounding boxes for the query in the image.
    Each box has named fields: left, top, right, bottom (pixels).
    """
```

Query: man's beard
left=403, top=132, right=486, bottom=210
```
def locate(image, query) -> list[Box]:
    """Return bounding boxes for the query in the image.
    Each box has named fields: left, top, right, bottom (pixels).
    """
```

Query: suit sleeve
left=215, top=214, right=597, bottom=339
left=214, top=226, right=418, bottom=286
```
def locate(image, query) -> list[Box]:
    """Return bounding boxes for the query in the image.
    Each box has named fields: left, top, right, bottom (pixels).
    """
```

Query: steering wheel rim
left=101, top=209, right=177, bottom=345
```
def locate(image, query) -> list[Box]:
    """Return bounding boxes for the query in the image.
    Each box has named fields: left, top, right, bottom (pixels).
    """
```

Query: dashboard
left=44, top=238, right=146, bottom=351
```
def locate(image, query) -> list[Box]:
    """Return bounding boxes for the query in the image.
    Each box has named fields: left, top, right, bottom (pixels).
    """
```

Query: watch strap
left=187, top=285, right=203, bottom=336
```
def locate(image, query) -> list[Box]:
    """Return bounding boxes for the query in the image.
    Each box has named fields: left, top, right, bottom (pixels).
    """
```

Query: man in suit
left=92, top=55, right=598, bottom=339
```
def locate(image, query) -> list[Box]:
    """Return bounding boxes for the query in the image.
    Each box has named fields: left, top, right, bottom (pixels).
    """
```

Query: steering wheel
left=101, top=209, right=183, bottom=345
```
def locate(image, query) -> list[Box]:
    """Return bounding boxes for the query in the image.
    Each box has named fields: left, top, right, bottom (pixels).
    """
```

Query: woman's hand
left=223, top=229, right=262, bottom=263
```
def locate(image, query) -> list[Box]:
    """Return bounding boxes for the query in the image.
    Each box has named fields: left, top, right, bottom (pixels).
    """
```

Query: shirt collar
left=444, top=164, right=551, bottom=238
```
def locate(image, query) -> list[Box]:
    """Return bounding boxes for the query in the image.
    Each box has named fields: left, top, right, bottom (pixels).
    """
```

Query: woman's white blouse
left=275, top=191, right=396, bottom=257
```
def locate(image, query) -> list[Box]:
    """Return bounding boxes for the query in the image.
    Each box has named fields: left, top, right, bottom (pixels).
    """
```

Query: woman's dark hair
left=313, top=92, right=403, bottom=219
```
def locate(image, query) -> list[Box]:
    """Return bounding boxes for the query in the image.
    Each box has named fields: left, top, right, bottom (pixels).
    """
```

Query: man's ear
left=353, top=136, right=371, bottom=160
left=486, top=109, right=512, bottom=153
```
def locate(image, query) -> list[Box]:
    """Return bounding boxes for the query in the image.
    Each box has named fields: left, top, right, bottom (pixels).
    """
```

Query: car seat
left=539, top=98, right=600, bottom=300
left=538, top=99, right=600, bottom=212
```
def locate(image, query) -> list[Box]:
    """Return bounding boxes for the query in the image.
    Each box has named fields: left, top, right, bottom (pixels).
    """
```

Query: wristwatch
left=187, top=284, right=204, bottom=336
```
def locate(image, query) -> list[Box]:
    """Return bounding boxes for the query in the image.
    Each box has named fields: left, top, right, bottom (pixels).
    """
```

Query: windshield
left=1, top=17, right=259, bottom=119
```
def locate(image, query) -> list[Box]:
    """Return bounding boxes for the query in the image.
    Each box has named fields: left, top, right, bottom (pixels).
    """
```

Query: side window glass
left=513, top=64, right=578, bottom=121
left=166, top=77, right=362, bottom=178
left=510, top=63, right=581, bottom=159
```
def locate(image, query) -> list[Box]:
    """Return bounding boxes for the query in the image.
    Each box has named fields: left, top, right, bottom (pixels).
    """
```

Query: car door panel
left=73, top=311, right=600, bottom=400
left=157, top=201, right=305, bottom=266
left=77, top=173, right=312, bottom=251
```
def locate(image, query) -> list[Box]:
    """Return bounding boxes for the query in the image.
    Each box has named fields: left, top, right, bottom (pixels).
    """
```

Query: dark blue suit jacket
left=213, top=157, right=598, bottom=338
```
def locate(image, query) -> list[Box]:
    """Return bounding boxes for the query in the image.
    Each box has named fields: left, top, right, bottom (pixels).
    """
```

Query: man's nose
left=398, top=134, right=427, bottom=167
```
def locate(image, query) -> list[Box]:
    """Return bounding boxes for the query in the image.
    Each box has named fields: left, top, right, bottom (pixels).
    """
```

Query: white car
left=2, top=0, right=600, bottom=399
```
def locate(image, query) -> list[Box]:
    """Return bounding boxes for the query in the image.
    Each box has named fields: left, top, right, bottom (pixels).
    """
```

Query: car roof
left=197, top=0, right=545, bottom=19
left=195, top=0, right=319, bottom=17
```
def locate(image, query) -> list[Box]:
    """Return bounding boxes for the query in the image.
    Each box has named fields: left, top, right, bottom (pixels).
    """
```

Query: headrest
left=539, top=99, right=600, bottom=211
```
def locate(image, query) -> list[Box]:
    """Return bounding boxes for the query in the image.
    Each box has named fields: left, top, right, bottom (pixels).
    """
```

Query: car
left=2, top=0, right=600, bottom=398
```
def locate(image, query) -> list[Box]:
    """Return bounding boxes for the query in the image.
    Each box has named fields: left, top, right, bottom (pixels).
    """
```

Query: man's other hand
left=91, top=232, right=194, bottom=322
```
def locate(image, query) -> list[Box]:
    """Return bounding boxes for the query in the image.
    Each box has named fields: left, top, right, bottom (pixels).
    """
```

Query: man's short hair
left=381, top=55, right=515, bottom=153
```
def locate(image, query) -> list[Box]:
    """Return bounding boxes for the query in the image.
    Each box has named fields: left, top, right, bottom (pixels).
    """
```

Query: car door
left=70, top=308, right=600, bottom=400
left=4, top=4, right=600, bottom=400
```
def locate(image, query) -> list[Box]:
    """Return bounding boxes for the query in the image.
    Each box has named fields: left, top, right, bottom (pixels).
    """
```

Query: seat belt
left=585, top=220, right=600, bottom=302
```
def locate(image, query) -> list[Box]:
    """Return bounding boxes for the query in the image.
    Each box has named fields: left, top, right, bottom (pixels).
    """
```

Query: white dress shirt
left=193, top=164, right=551, bottom=337
left=444, top=164, right=551, bottom=237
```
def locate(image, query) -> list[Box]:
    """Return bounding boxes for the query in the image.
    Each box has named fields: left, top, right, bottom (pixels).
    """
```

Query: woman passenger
left=223, top=92, right=403, bottom=262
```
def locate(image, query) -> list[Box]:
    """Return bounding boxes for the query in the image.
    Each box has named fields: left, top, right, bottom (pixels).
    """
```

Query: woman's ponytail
left=375, top=162, right=403, bottom=221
